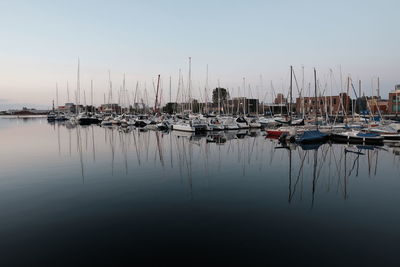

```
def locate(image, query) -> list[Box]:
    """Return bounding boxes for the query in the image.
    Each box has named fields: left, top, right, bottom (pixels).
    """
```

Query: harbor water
left=1, top=117, right=400, bottom=266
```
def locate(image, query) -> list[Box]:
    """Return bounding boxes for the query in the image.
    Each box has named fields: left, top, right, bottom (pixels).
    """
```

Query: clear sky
left=0, top=0, right=399, bottom=109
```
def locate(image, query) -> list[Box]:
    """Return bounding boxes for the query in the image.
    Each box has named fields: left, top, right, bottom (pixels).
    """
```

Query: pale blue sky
left=0, top=0, right=399, bottom=108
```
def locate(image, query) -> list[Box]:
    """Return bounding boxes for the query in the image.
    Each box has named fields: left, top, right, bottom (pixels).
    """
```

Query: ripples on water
left=0, top=117, right=400, bottom=266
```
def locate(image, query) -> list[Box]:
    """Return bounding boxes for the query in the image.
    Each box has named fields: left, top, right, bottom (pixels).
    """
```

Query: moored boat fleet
left=47, top=110, right=400, bottom=146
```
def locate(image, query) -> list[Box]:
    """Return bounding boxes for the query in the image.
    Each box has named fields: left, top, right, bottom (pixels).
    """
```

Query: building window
left=333, top=99, right=337, bottom=105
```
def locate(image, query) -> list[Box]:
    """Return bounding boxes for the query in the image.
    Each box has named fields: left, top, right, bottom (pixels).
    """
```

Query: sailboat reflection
left=52, top=123, right=388, bottom=203
left=274, top=140, right=384, bottom=206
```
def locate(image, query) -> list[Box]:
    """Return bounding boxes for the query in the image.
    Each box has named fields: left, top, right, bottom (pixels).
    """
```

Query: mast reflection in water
left=0, top=118, right=400, bottom=266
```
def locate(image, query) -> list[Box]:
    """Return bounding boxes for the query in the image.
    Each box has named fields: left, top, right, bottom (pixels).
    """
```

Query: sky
left=0, top=0, right=399, bottom=109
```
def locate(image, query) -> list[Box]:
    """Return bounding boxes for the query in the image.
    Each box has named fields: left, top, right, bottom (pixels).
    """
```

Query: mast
left=345, top=76, right=350, bottom=122
left=122, top=74, right=126, bottom=114
left=314, top=68, right=318, bottom=131
left=90, top=79, right=93, bottom=110
left=359, top=80, right=362, bottom=114
left=76, top=58, right=80, bottom=114
left=329, top=69, right=333, bottom=118
left=188, top=57, right=192, bottom=113
left=218, top=79, right=221, bottom=116
left=397, top=85, right=399, bottom=116
left=169, top=76, right=172, bottom=104
left=205, top=64, right=208, bottom=114
left=134, top=81, right=139, bottom=113
left=302, top=66, right=305, bottom=118
left=260, top=75, right=264, bottom=116
left=67, top=81, right=70, bottom=103
left=289, top=66, right=293, bottom=122
left=154, top=74, right=161, bottom=113
left=243, top=77, right=246, bottom=115
left=377, top=77, right=380, bottom=98
left=56, top=83, right=59, bottom=116
left=371, top=78, right=374, bottom=117
left=83, top=90, right=87, bottom=113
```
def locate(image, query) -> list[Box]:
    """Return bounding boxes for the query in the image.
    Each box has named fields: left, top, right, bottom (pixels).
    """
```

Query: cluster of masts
left=52, top=58, right=397, bottom=121
left=48, top=59, right=400, bottom=145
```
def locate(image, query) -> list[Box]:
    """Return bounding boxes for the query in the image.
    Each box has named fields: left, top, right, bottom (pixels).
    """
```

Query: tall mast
left=243, top=77, right=246, bottom=115
left=377, top=77, right=380, bottom=98
left=169, top=76, right=172, bottom=103
left=359, top=80, right=362, bottom=115
left=154, top=74, right=161, bottom=113
left=56, top=83, right=59, bottom=115
left=329, top=69, right=333, bottom=117
left=314, top=68, right=318, bottom=131
left=134, top=81, right=139, bottom=112
left=205, top=64, right=208, bottom=114
left=84, top=90, right=87, bottom=113
left=177, top=69, right=181, bottom=113
left=90, top=79, right=93, bottom=108
left=302, top=66, right=305, bottom=118
left=218, top=79, right=221, bottom=116
left=122, top=74, right=126, bottom=113
left=397, top=85, right=399, bottom=116
left=260, top=75, right=264, bottom=116
left=188, top=57, right=192, bottom=113
left=371, top=78, right=374, bottom=117
left=108, top=70, right=112, bottom=105
left=289, top=65, right=293, bottom=122
left=67, top=81, right=70, bottom=103
left=77, top=58, right=80, bottom=114
left=347, top=76, right=350, bottom=119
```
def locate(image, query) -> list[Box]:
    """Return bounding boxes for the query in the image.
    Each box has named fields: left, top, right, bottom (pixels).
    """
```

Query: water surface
left=0, top=117, right=400, bottom=266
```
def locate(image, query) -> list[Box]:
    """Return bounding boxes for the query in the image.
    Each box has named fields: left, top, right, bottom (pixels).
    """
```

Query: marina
left=2, top=0, right=400, bottom=265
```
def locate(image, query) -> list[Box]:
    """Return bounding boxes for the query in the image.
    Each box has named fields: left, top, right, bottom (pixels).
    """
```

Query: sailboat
left=330, top=130, right=384, bottom=144
left=295, top=68, right=328, bottom=144
left=266, top=66, right=297, bottom=138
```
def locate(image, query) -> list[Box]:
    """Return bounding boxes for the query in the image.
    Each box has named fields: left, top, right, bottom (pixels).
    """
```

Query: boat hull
left=330, top=133, right=384, bottom=145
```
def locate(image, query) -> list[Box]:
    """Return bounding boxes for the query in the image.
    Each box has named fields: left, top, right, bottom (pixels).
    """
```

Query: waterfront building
left=388, top=85, right=400, bottom=114
left=295, top=93, right=351, bottom=115
left=274, top=93, right=287, bottom=104
left=99, top=103, right=121, bottom=113
left=227, top=97, right=259, bottom=114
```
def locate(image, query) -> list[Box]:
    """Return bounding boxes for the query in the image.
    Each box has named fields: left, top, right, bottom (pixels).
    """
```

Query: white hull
left=173, top=124, right=196, bottom=132
left=237, top=122, right=249, bottom=129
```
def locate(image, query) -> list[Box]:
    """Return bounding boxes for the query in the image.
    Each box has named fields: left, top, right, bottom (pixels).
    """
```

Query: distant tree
left=163, top=102, right=178, bottom=114
left=212, top=87, right=229, bottom=104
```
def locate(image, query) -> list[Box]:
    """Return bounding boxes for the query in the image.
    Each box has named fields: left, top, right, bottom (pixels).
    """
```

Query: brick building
left=295, top=93, right=351, bottom=115
left=274, top=93, right=287, bottom=104
left=388, top=85, right=400, bottom=114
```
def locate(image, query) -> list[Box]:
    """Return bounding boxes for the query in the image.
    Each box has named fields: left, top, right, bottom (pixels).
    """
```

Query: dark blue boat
left=295, top=130, right=328, bottom=144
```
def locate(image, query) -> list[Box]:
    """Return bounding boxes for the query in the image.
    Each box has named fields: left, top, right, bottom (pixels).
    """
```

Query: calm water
left=1, top=117, right=400, bottom=266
